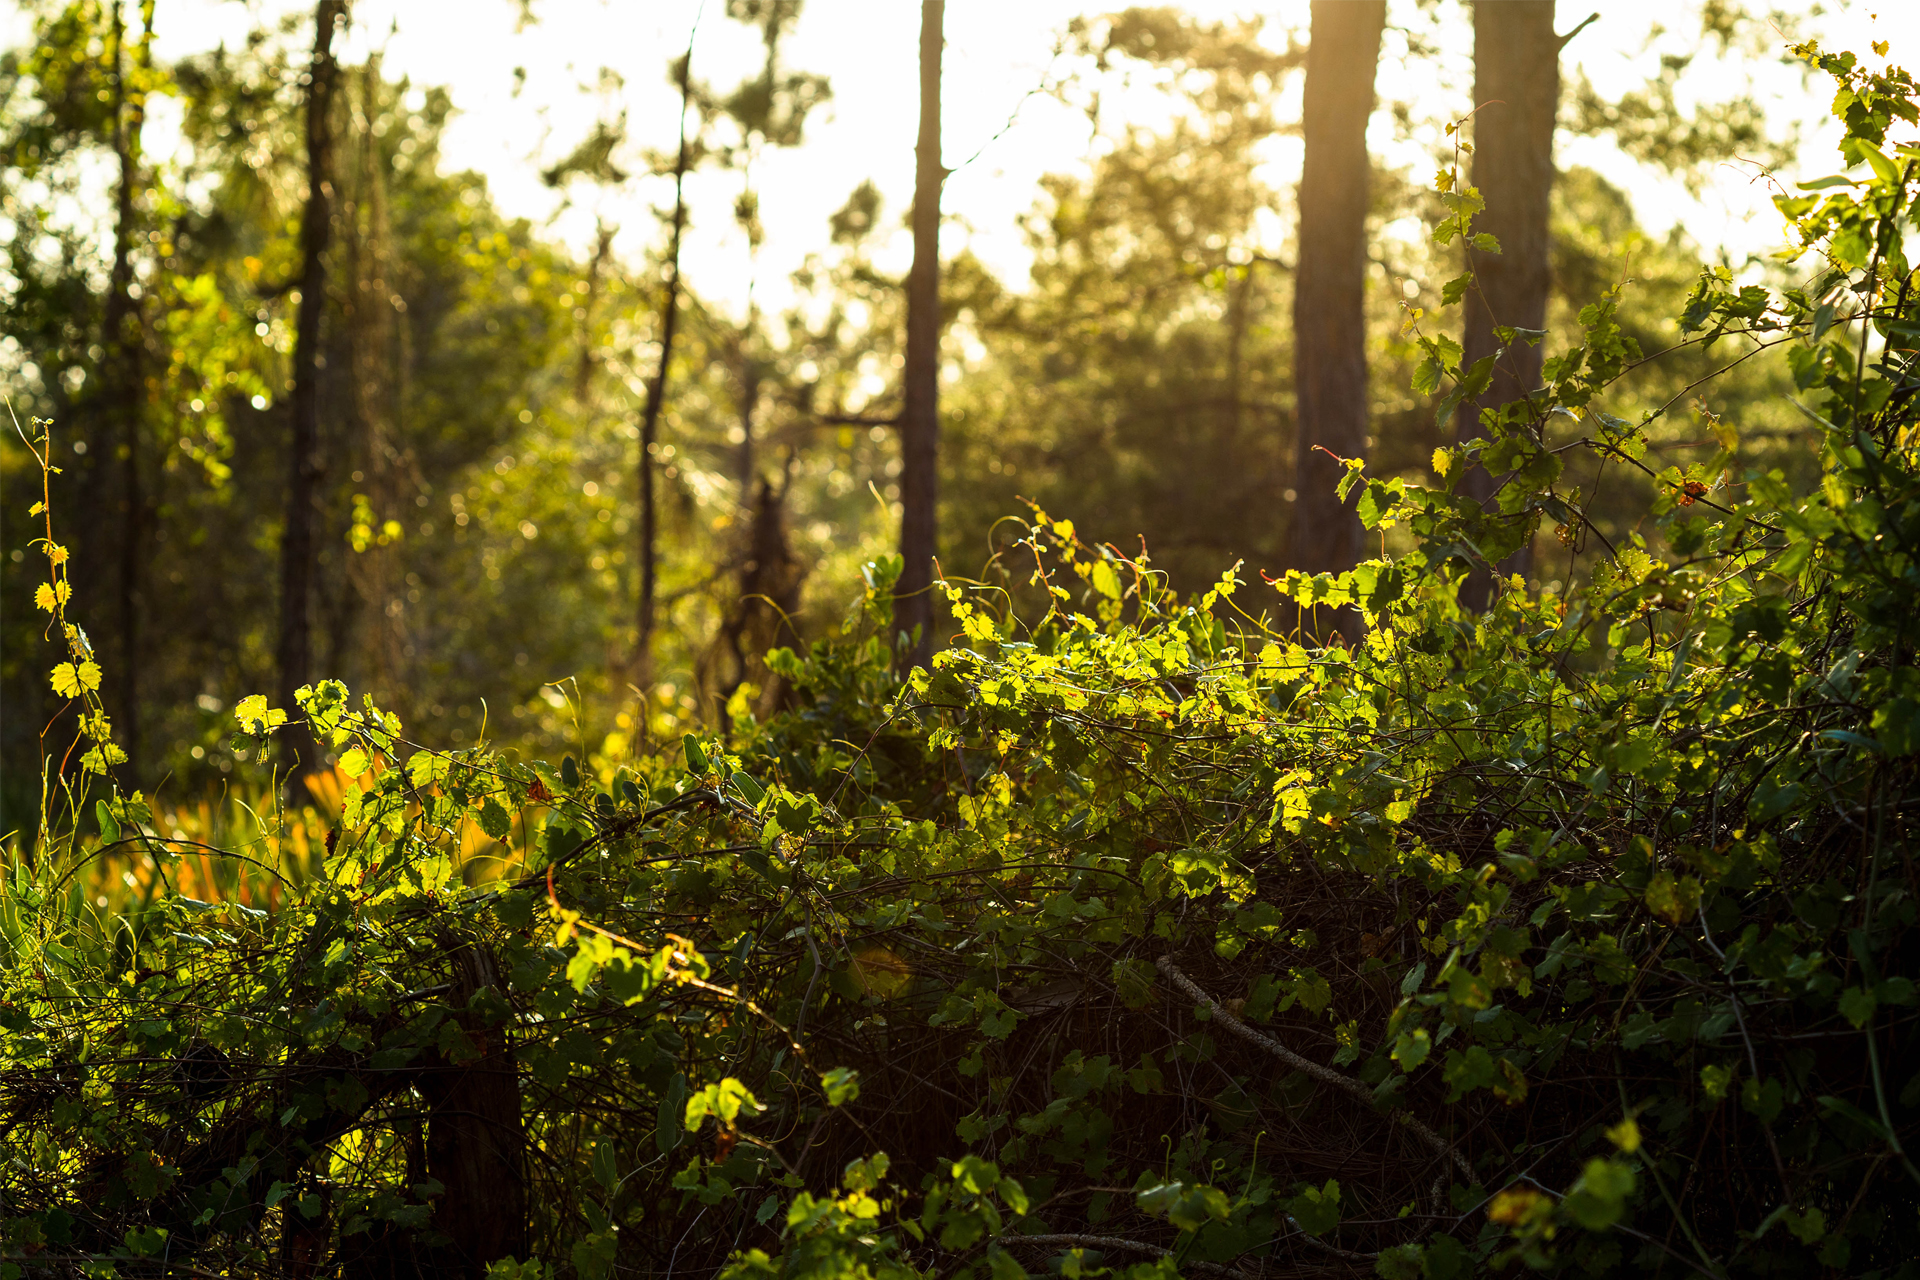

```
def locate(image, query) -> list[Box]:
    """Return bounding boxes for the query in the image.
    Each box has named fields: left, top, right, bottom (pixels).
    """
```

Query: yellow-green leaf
left=235, top=694, right=288, bottom=736
left=1605, top=1117, right=1642, bottom=1153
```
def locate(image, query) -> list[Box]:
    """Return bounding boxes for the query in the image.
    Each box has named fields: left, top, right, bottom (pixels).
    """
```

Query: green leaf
left=656, top=1074, right=687, bottom=1153
left=1873, top=697, right=1920, bottom=755
left=1782, top=1205, right=1827, bottom=1244
left=478, top=797, right=512, bottom=841
left=1392, top=1027, right=1431, bottom=1072
left=685, top=1077, right=763, bottom=1130
left=591, top=1142, right=619, bottom=1191
left=1374, top=1243, right=1425, bottom=1280
left=1137, top=1181, right=1232, bottom=1232
left=820, top=1067, right=860, bottom=1106
left=1126, top=1052, right=1163, bottom=1094
left=1741, top=1077, right=1784, bottom=1125
left=96, top=800, right=120, bottom=844
left=233, top=693, right=289, bottom=737
left=1412, top=356, right=1445, bottom=397
left=1091, top=559, right=1122, bottom=601
left=1860, top=141, right=1903, bottom=186
left=952, top=1153, right=1002, bottom=1195
left=1289, top=967, right=1332, bottom=1016
left=683, top=734, right=709, bottom=775
left=1562, top=1158, right=1635, bottom=1230
left=1357, top=479, right=1403, bottom=530
left=772, top=792, right=820, bottom=837
left=1286, top=1179, right=1341, bottom=1235
left=1421, top=1234, right=1470, bottom=1280
left=1112, top=958, right=1157, bottom=1010
left=409, top=749, right=451, bottom=787
left=1838, top=985, right=1878, bottom=1028
left=1442, top=1046, right=1496, bottom=1100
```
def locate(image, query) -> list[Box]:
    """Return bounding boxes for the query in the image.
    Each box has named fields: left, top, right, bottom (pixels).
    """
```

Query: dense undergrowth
left=6, top=41, right=1920, bottom=1280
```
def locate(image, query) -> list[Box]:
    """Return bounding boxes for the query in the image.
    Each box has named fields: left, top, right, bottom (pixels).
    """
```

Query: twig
left=1156, top=955, right=1472, bottom=1185
left=992, top=1233, right=1251, bottom=1277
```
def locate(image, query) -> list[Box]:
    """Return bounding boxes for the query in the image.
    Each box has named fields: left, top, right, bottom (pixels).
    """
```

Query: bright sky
left=13, top=0, right=1920, bottom=321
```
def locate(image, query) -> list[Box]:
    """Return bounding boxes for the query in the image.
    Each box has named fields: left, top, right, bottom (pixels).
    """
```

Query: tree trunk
left=575, top=221, right=615, bottom=402
left=420, top=943, right=529, bottom=1278
left=104, top=0, right=150, bottom=780
left=1456, top=0, right=1567, bottom=609
left=636, top=47, right=695, bottom=694
left=1290, top=0, right=1385, bottom=639
left=346, top=58, right=406, bottom=707
left=1290, top=5, right=1385, bottom=567
left=894, top=0, right=944, bottom=672
left=277, top=0, right=344, bottom=793
left=735, top=330, right=760, bottom=498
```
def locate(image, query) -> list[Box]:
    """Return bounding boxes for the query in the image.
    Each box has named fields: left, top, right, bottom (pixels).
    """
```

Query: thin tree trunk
left=1225, top=261, right=1253, bottom=443
left=104, top=0, right=149, bottom=779
left=346, top=58, right=404, bottom=704
left=574, top=221, right=615, bottom=402
left=736, top=336, right=760, bottom=497
left=277, top=0, right=344, bottom=793
left=894, top=0, right=944, bottom=672
left=421, top=942, right=529, bottom=1278
left=636, top=44, right=695, bottom=692
left=1456, top=2, right=1588, bottom=608
left=1290, top=0, right=1385, bottom=641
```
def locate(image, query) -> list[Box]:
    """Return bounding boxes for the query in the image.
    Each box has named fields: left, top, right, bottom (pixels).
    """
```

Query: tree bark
left=1289, top=0, right=1385, bottom=639
left=104, top=0, right=151, bottom=779
left=346, top=58, right=406, bottom=706
left=894, top=0, right=944, bottom=671
left=420, top=943, right=529, bottom=1278
left=277, top=0, right=344, bottom=793
left=636, top=46, right=695, bottom=693
left=1456, top=0, right=1567, bottom=609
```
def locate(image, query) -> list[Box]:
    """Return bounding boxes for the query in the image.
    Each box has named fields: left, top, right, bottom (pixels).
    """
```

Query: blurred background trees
left=1, top=0, right=1816, bottom=830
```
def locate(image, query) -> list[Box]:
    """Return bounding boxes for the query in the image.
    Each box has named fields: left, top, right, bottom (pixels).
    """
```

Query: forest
left=3, top=0, right=1919, bottom=1276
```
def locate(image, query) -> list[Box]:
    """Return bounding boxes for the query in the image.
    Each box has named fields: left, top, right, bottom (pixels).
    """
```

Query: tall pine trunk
left=1290, top=0, right=1386, bottom=638
left=104, top=0, right=151, bottom=778
left=346, top=58, right=405, bottom=705
left=1456, top=2, right=1588, bottom=608
left=636, top=46, right=695, bottom=693
left=277, top=0, right=344, bottom=789
left=894, top=0, right=944, bottom=671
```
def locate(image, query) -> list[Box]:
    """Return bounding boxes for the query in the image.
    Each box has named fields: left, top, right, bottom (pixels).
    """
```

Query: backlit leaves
left=49, top=660, right=100, bottom=698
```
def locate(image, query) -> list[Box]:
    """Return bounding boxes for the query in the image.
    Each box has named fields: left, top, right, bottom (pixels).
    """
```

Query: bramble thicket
left=7, top=23, right=1920, bottom=1280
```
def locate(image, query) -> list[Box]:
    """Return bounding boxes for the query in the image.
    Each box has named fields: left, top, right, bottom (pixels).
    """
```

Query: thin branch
left=991, top=1233, right=1249, bottom=1278
left=1157, top=955, right=1472, bottom=1185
